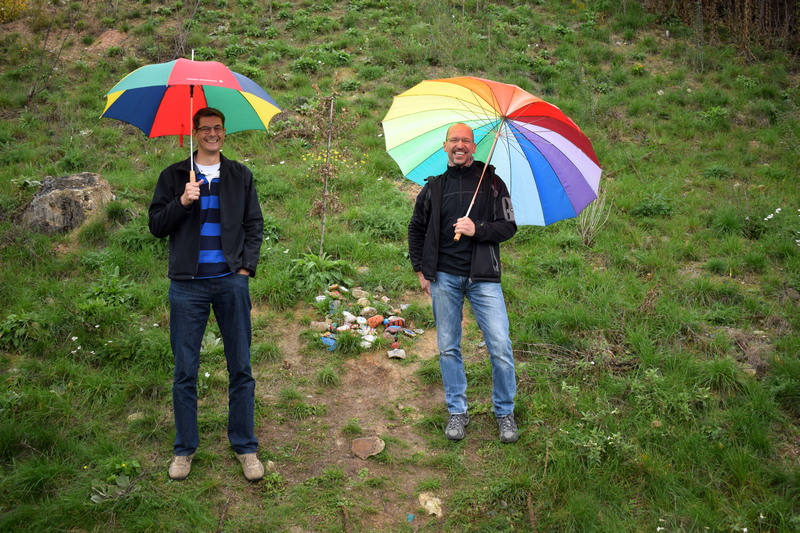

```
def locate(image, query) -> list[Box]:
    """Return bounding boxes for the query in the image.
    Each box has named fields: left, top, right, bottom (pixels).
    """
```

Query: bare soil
left=243, top=297, right=450, bottom=531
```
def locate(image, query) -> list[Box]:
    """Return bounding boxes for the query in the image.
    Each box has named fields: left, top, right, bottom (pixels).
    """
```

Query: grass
left=0, top=0, right=799, bottom=531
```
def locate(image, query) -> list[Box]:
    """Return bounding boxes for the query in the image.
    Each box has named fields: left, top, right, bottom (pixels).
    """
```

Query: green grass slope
left=1, top=1, right=799, bottom=531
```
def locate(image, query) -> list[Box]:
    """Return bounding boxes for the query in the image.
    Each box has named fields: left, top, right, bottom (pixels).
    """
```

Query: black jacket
left=408, top=161, right=516, bottom=282
left=149, top=153, right=264, bottom=280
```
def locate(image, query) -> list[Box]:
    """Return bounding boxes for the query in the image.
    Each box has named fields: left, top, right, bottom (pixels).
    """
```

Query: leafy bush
left=289, top=252, right=354, bottom=294
left=291, top=56, right=319, bottom=73
left=0, top=312, right=39, bottom=351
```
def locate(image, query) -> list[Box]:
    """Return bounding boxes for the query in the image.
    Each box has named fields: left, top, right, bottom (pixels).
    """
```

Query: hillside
left=1, top=1, right=799, bottom=531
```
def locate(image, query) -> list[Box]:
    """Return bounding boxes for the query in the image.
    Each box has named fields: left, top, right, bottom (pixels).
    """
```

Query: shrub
left=0, top=312, right=39, bottom=351
left=289, top=252, right=354, bottom=294
left=0, top=0, right=28, bottom=23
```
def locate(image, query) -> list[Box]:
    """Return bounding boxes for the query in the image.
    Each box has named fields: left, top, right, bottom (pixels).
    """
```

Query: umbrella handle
left=189, top=169, right=196, bottom=183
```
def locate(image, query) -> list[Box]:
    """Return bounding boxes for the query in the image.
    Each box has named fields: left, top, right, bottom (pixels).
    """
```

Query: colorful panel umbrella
left=101, top=58, right=281, bottom=138
left=382, top=76, right=602, bottom=226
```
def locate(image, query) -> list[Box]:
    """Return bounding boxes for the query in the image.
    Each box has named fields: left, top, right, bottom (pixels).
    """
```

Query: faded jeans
left=168, top=274, right=257, bottom=456
left=430, top=271, right=516, bottom=417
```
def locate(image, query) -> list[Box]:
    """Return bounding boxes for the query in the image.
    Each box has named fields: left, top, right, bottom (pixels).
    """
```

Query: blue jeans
left=430, top=271, right=516, bottom=417
left=169, top=274, right=257, bottom=456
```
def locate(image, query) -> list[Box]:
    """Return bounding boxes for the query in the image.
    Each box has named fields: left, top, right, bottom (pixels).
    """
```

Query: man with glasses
left=408, top=123, right=520, bottom=443
left=149, top=107, right=265, bottom=481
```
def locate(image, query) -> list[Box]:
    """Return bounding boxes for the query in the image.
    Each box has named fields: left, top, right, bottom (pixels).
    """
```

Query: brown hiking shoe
left=236, top=453, right=265, bottom=482
left=168, top=454, right=193, bottom=480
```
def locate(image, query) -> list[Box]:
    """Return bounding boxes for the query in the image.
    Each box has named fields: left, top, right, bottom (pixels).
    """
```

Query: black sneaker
left=496, top=414, right=519, bottom=443
left=445, top=413, right=469, bottom=440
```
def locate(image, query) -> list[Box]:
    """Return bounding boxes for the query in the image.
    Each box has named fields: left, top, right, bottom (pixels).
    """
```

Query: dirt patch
left=87, top=29, right=127, bottom=53
left=243, top=296, right=449, bottom=530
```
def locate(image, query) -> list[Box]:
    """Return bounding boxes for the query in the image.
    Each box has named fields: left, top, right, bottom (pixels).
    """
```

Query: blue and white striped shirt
left=195, top=166, right=230, bottom=279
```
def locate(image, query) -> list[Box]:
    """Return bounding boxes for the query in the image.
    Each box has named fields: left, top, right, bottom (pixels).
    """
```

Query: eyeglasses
left=447, top=137, right=474, bottom=144
left=196, top=125, right=225, bottom=134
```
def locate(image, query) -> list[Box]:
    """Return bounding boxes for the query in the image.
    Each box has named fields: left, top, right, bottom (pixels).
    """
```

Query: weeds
left=289, top=251, right=354, bottom=294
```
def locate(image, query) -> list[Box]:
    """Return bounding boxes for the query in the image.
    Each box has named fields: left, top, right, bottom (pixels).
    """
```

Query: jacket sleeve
left=148, top=166, right=191, bottom=239
left=472, top=172, right=517, bottom=244
left=240, top=168, right=264, bottom=277
left=407, top=184, right=430, bottom=273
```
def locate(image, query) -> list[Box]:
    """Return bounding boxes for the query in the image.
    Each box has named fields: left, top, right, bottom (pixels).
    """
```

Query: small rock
left=309, top=321, right=329, bottom=332
left=367, top=315, right=384, bottom=328
left=386, top=316, right=405, bottom=327
left=351, top=436, right=385, bottom=459
left=388, top=348, right=406, bottom=359
left=360, top=306, right=378, bottom=318
left=360, top=334, right=376, bottom=348
left=357, top=297, right=371, bottom=307
left=352, top=288, right=370, bottom=299
left=418, top=493, right=443, bottom=518
left=127, top=412, right=144, bottom=422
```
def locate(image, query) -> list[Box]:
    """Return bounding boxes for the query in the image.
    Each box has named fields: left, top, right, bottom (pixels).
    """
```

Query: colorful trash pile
left=310, top=285, right=424, bottom=358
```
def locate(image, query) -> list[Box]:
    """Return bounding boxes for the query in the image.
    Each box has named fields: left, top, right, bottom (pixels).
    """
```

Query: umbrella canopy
left=382, top=76, right=601, bottom=226
left=101, top=58, right=281, bottom=137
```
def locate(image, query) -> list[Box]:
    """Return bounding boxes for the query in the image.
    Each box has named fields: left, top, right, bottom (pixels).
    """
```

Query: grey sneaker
left=168, top=454, right=193, bottom=480
left=236, top=453, right=265, bottom=482
left=497, top=414, right=519, bottom=443
left=445, top=413, right=469, bottom=441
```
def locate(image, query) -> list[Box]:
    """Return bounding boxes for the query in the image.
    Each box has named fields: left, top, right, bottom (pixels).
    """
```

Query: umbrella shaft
left=454, top=129, right=501, bottom=241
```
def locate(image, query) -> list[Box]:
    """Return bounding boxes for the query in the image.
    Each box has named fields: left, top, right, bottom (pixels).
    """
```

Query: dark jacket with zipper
left=149, top=153, right=263, bottom=280
left=408, top=161, right=516, bottom=282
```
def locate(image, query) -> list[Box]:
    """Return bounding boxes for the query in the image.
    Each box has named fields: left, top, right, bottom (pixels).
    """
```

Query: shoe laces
left=498, top=415, right=516, bottom=432
left=447, top=414, right=468, bottom=429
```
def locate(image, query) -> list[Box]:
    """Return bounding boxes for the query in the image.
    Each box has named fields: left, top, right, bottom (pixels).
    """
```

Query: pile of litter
left=309, top=285, right=424, bottom=359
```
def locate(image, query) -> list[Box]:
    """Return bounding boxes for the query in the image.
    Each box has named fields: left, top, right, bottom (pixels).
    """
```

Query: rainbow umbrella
left=382, top=76, right=601, bottom=226
left=101, top=58, right=281, bottom=138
